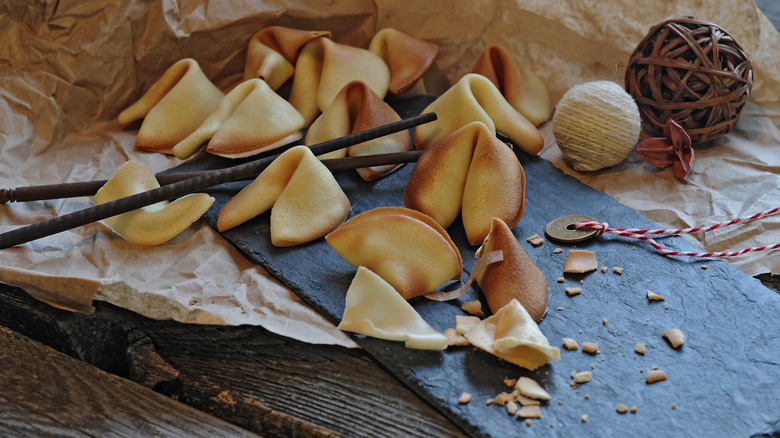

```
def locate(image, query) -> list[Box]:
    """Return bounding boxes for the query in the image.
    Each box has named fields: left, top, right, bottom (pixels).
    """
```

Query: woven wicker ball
left=625, top=16, right=753, bottom=144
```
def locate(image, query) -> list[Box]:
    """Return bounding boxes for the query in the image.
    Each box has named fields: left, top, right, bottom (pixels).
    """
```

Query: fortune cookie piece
left=562, top=249, right=599, bottom=273
left=94, top=161, right=214, bottom=246
left=469, top=45, right=553, bottom=127
left=462, top=299, right=560, bottom=370
left=289, top=37, right=390, bottom=126
left=244, top=26, right=331, bottom=89
left=413, top=74, right=543, bottom=154
left=172, top=79, right=305, bottom=159
left=305, top=81, right=412, bottom=181
left=338, top=266, right=448, bottom=350
left=475, top=218, right=548, bottom=322
left=118, top=58, right=224, bottom=154
left=217, top=145, right=350, bottom=247
left=404, top=121, right=526, bottom=245
left=325, top=207, right=462, bottom=300
left=368, top=28, right=438, bottom=96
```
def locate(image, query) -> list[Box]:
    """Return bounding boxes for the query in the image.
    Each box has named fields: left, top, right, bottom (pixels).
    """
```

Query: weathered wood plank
left=0, top=283, right=466, bottom=437
left=0, top=324, right=259, bottom=438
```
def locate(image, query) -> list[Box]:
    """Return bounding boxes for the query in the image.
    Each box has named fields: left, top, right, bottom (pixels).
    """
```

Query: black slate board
left=184, top=96, right=780, bottom=437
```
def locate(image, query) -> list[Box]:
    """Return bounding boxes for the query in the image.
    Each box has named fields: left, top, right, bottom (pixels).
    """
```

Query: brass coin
left=545, top=214, right=599, bottom=243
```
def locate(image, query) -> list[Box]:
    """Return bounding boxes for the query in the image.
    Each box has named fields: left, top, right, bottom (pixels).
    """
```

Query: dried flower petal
left=636, top=118, right=694, bottom=179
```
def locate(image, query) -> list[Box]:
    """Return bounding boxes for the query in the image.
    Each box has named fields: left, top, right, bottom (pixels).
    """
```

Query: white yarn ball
left=552, top=81, right=641, bottom=172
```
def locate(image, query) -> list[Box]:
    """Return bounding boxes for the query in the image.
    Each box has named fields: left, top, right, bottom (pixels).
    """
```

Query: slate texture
left=189, top=97, right=780, bottom=437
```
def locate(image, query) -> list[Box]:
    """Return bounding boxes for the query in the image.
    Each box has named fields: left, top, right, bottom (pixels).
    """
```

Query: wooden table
left=2, top=3, right=779, bottom=437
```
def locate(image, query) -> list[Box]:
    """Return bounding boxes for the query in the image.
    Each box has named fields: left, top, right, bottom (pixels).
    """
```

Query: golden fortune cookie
left=413, top=73, right=543, bottom=154
left=305, top=81, right=412, bottom=181
left=326, top=207, right=462, bottom=300
left=405, top=122, right=526, bottom=246
left=94, top=160, right=214, bottom=246
left=217, top=145, right=350, bottom=247
left=117, top=58, right=224, bottom=154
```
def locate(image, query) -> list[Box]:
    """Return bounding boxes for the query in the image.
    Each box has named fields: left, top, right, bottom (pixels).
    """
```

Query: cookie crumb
left=563, top=338, right=579, bottom=350
left=616, top=403, right=628, bottom=414
left=582, top=342, right=599, bottom=354
left=634, top=343, right=646, bottom=355
left=458, top=392, right=472, bottom=404
left=613, top=267, right=624, bottom=274
left=461, top=300, right=484, bottom=317
left=646, top=369, right=667, bottom=384
left=602, top=317, right=608, bottom=325
left=526, top=234, right=544, bottom=246
left=663, top=328, right=685, bottom=348
left=701, top=264, right=708, bottom=270
left=601, top=266, right=608, bottom=273
left=506, top=400, right=518, bottom=415
left=553, top=247, right=563, bottom=254
left=581, top=414, right=588, bottom=423
left=646, top=290, right=666, bottom=301
left=573, top=371, right=592, bottom=384
left=630, top=405, right=638, bottom=413
left=556, top=277, right=565, bottom=283
left=565, top=287, right=582, bottom=296
left=517, top=405, right=541, bottom=419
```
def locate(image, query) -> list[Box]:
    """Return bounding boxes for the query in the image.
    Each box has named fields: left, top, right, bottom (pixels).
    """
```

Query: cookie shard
left=244, top=26, right=331, bottom=89
left=94, top=160, right=214, bottom=246
left=325, top=206, right=462, bottom=300
left=289, top=38, right=390, bottom=126
left=475, top=218, right=548, bottom=322
left=463, top=299, right=560, bottom=370
left=404, top=121, right=526, bottom=245
left=413, top=74, right=543, bottom=155
left=368, top=28, right=438, bottom=95
left=118, top=58, right=224, bottom=154
left=338, top=266, right=448, bottom=350
left=469, top=45, right=553, bottom=127
left=305, top=81, right=411, bottom=180
left=217, top=146, right=349, bottom=247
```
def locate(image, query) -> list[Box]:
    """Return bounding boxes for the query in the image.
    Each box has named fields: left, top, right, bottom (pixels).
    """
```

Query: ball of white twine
left=553, top=81, right=641, bottom=172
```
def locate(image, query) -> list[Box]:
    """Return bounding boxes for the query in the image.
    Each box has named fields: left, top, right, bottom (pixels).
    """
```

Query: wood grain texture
left=0, top=283, right=466, bottom=438
left=0, top=325, right=259, bottom=438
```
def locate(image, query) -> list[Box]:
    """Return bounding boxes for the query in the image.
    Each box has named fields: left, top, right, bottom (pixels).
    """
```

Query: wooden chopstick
left=0, top=149, right=424, bottom=204
left=0, top=112, right=435, bottom=249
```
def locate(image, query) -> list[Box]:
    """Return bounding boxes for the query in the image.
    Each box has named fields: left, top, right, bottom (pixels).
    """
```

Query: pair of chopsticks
left=0, top=112, right=435, bottom=249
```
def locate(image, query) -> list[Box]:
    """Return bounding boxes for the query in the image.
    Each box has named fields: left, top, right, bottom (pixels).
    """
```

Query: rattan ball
left=625, top=16, right=753, bottom=145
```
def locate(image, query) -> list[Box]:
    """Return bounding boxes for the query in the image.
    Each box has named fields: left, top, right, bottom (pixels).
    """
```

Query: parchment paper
left=0, top=0, right=777, bottom=347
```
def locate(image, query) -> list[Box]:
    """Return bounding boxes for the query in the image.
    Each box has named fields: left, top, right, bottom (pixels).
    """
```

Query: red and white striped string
left=574, top=206, right=780, bottom=258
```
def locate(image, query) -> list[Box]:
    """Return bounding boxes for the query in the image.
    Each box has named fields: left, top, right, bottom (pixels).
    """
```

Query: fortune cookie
left=338, top=266, right=448, bottom=350
left=94, top=161, right=214, bottom=246
left=117, top=58, right=224, bottom=154
left=405, top=122, right=526, bottom=246
left=172, top=78, right=305, bottom=159
left=413, top=74, right=543, bottom=154
left=217, top=146, right=350, bottom=247
left=368, top=28, right=438, bottom=96
left=325, top=206, right=462, bottom=300
left=475, top=218, right=548, bottom=322
left=462, top=299, right=560, bottom=370
left=305, top=81, right=412, bottom=180
left=289, top=37, right=390, bottom=126
left=469, top=45, right=553, bottom=127
left=244, top=26, right=331, bottom=90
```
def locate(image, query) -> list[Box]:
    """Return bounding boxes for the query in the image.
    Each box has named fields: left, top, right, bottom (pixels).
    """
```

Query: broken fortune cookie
left=338, top=266, right=448, bottom=350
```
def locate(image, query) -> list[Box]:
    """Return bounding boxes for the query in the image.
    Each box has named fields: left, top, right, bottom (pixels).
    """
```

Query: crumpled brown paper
left=0, top=0, right=778, bottom=348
